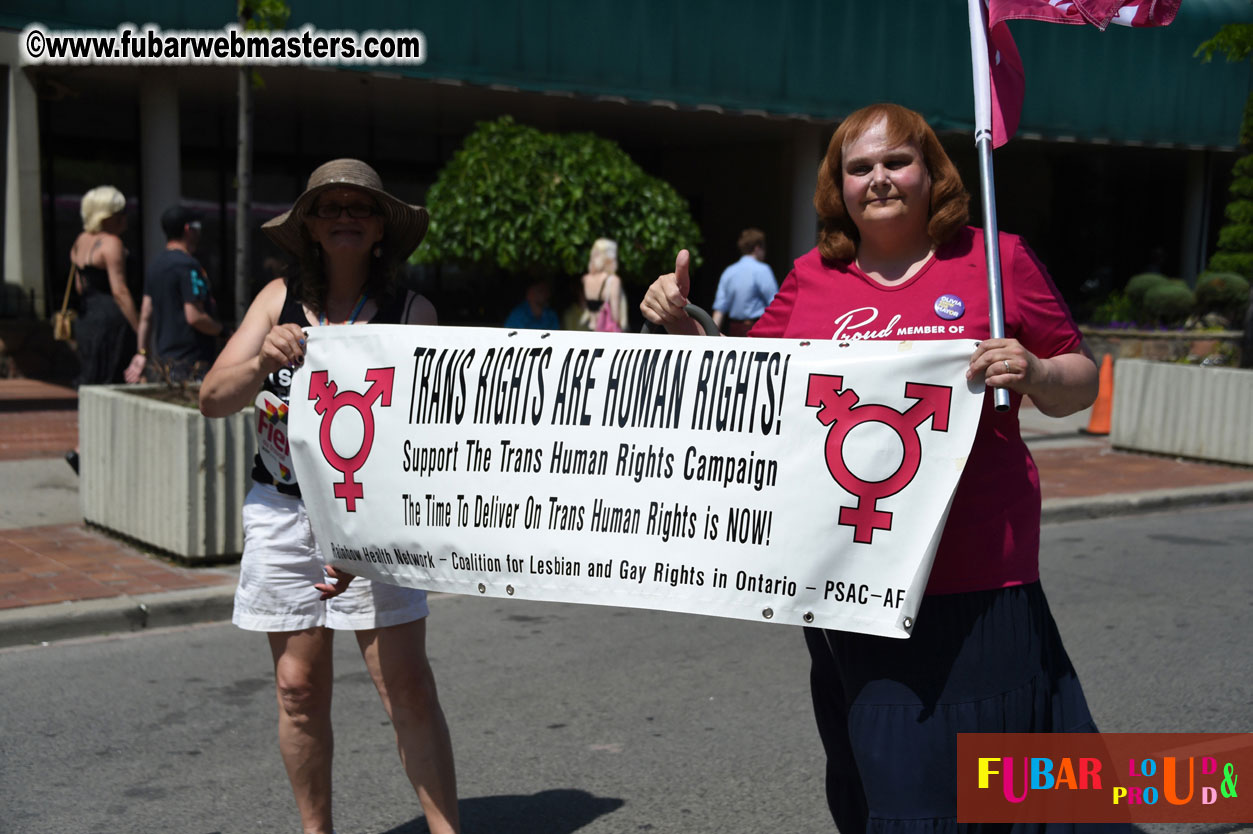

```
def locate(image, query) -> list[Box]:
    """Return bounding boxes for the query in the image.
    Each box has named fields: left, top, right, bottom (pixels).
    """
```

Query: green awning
left=6, top=0, right=1252, bottom=148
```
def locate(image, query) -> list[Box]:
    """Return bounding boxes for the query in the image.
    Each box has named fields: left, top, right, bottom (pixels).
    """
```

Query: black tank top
left=77, top=263, right=112, bottom=297
left=251, top=285, right=410, bottom=495
left=584, top=277, right=607, bottom=313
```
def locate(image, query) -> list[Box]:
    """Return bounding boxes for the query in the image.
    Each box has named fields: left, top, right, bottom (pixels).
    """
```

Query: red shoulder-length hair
left=814, top=103, right=970, bottom=263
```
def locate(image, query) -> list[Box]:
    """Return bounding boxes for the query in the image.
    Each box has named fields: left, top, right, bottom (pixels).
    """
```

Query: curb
left=3, top=486, right=1252, bottom=648
left=0, top=582, right=236, bottom=649
left=1042, top=482, right=1253, bottom=524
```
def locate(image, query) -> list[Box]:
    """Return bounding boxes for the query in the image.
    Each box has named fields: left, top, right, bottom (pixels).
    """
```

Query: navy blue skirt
left=804, top=581, right=1119, bottom=834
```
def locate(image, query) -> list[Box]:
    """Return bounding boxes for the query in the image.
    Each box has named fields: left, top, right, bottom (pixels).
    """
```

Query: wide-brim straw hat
left=261, top=159, right=429, bottom=262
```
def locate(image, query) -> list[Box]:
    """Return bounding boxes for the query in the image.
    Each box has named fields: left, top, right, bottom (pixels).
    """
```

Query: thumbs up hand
left=640, top=249, right=701, bottom=335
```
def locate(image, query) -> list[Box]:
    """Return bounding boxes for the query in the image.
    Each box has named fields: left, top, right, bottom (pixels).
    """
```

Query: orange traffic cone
left=1083, top=354, right=1113, bottom=435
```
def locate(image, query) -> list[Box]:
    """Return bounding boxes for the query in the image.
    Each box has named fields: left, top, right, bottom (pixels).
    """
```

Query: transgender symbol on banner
left=806, top=375, right=952, bottom=544
left=308, top=367, right=395, bottom=512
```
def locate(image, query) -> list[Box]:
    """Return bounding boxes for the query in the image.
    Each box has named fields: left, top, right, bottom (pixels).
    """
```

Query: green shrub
left=1196, top=271, right=1250, bottom=308
left=1211, top=143, right=1253, bottom=281
left=1142, top=281, right=1196, bottom=325
left=1197, top=28, right=1253, bottom=350
left=1088, top=291, right=1137, bottom=325
left=1217, top=224, right=1253, bottom=252
left=414, top=116, right=702, bottom=285
left=1232, top=178, right=1253, bottom=200
left=1195, top=271, right=1250, bottom=326
left=1223, top=199, right=1253, bottom=225
left=1208, top=252, right=1253, bottom=278
left=1124, top=272, right=1170, bottom=309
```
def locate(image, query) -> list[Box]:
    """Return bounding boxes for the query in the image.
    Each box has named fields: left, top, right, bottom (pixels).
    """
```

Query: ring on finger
left=1002, top=359, right=1011, bottom=373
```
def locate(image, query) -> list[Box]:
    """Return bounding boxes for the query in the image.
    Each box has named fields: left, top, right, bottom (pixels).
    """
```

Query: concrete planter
left=1111, top=360, right=1253, bottom=466
left=79, top=384, right=256, bottom=562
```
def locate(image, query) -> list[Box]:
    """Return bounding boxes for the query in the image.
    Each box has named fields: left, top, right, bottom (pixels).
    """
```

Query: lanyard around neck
left=319, top=292, right=368, bottom=327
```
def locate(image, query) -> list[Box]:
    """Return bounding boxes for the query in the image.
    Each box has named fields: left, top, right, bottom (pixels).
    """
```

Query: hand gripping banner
left=288, top=325, right=984, bottom=637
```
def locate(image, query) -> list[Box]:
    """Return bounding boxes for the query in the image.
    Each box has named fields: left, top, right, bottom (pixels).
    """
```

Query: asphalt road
left=1, top=504, right=1249, bottom=834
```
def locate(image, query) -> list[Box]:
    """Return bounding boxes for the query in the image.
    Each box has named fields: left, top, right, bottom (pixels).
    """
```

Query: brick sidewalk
left=0, top=410, right=77, bottom=461
left=0, top=524, right=232, bottom=611
left=0, top=381, right=235, bottom=613
left=1036, top=443, right=1253, bottom=500
left=0, top=379, right=79, bottom=461
left=0, top=379, right=77, bottom=410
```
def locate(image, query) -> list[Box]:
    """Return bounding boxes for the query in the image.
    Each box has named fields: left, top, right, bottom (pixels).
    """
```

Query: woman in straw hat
left=200, top=159, right=459, bottom=834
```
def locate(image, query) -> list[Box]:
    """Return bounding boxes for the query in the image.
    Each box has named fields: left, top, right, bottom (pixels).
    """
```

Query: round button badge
left=934, top=294, right=965, bottom=321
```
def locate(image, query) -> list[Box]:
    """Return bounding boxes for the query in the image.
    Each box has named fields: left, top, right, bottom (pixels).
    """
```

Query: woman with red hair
left=642, top=103, right=1101, bottom=832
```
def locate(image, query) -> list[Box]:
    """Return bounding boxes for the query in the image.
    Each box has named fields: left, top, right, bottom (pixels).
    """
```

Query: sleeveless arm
left=199, top=278, right=290, bottom=417
left=101, top=236, right=139, bottom=332
left=607, top=274, right=629, bottom=330
left=403, top=291, right=438, bottom=325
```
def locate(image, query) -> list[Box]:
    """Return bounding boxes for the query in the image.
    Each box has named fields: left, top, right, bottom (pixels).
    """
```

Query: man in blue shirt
left=127, top=205, right=223, bottom=382
left=504, top=280, right=561, bottom=330
left=712, top=228, right=778, bottom=337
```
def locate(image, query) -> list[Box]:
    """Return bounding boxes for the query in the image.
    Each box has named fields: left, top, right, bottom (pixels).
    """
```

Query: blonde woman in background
left=69, top=186, right=139, bottom=385
left=64, top=186, right=140, bottom=472
left=580, top=237, right=628, bottom=332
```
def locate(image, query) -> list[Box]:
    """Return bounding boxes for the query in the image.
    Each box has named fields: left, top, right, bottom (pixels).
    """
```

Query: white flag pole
left=967, top=0, right=1011, bottom=412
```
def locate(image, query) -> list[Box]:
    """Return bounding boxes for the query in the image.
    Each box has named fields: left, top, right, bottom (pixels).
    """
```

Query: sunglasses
left=311, top=202, right=381, bottom=220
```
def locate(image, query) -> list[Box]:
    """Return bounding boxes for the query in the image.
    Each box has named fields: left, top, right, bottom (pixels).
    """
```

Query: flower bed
left=1080, top=326, right=1243, bottom=366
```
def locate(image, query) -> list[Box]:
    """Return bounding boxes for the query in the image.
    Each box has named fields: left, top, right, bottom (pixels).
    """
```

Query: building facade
left=3, top=0, right=1251, bottom=333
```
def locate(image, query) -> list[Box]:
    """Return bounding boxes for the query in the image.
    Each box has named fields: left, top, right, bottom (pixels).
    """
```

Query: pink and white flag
left=974, top=0, right=1181, bottom=147
left=987, top=19, right=1026, bottom=148
left=989, top=0, right=1181, bottom=31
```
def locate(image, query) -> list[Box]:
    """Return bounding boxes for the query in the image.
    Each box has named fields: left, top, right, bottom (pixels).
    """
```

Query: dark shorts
left=804, top=582, right=1118, bottom=834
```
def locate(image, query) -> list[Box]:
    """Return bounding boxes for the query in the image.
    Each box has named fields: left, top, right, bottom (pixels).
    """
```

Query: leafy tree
left=1196, top=21, right=1253, bottom=365
left=1196, top=23, right=1253, bottom=65
left=233, top=0, right=290, bottom=322
left=414, top=117, right=702, bottom=286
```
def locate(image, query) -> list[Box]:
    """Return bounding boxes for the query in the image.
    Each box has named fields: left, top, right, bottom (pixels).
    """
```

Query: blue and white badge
left=934, top=294, right=964, bottom=321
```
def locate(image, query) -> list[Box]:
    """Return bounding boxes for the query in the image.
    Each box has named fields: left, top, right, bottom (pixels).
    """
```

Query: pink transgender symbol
left=805, top=374, right=952, bottom=544
left=308, top=367, right=395, bottom=511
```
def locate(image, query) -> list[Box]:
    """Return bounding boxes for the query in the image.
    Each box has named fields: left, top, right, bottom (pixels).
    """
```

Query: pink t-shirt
left=751, top=227, right=1082, bottom=595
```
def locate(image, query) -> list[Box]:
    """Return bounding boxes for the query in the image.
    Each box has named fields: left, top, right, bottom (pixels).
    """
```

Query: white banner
left=286, top=325, right=984, bottom=638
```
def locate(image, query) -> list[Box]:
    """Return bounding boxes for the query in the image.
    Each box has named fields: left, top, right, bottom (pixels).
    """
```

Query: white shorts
left=233, top=483, right=429, bottom=632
